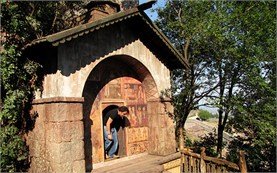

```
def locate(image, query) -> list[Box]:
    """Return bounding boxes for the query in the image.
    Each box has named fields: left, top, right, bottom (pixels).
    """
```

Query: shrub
left=198, top=109, right=212, bottom=121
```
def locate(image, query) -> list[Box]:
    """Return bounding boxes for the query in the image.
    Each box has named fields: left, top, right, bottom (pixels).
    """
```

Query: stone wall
left=27, top=97, right=85, bottom=173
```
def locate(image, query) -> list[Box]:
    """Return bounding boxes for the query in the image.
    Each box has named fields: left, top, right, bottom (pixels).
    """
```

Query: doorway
left=102, top=103, right=127, bottom=159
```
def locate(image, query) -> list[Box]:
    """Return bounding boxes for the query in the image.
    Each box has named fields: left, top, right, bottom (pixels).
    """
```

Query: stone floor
left=91, top=152, right=180, bottom=173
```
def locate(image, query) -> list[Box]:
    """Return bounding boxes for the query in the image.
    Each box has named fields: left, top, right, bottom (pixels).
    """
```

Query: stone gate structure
left=24, top=1, right=188, bottom=172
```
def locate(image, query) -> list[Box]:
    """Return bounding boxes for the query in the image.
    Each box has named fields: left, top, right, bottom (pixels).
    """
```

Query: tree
left=198, top=109, right=212, bottom=121
left=0, top=1, right=84, bottom=171
left=225, top=3, right=276, bottom=172
left=156, top=0, right=227, bottom=152
left=156, top=2, right=276, bottom=166
left=226, top=64, right=276, bottom=172
left=209, top=1, right=276, bottom=157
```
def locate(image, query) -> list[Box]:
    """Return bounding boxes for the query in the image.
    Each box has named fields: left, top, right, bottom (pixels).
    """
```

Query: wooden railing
left=179, top=147, right=247, bottom=173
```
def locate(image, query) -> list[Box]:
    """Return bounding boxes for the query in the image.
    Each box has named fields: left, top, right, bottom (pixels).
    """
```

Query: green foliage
left=158, top=0, right=219, bottom=130
left=0, top=45, right=35, bottom=172
left=1, top=1, right=82, bottom=44
left=0, top=1, right=84, bottom=171
left=157, top=1, right=276, bottom=169
left=191, top=131, right=220, bottom=157
left=224, top=2, right=276, bottom=172
left=185, top=138, right=193, bottom=147
left=198, top=110, right=212, bottom=121
left=0, top=125, right=29, bottom=172
left=226, top=63, right=276, bottom=172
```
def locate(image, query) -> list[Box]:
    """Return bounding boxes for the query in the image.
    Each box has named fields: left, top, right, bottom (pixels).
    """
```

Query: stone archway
left=82, top=55, right=160, bottom=171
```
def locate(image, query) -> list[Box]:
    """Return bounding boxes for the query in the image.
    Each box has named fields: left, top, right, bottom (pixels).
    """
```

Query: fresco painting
left=104, top=78, right=122, bottom=99
left=90, top=76, right=149, bottom=161
left=128, top=142, right=149, bottom=155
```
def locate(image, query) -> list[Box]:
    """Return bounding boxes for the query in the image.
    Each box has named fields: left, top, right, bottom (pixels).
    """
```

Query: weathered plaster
left=39, top=23, right=170, bottom=99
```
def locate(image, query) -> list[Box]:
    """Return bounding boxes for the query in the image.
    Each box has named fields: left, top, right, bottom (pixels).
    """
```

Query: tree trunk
left=217, top=62, right=225, bottom=157
left=217, top=124, right=224, bottom=157
left=179, top=126, right=185, bottom=150
left=179, top=126, right=185, bottom=172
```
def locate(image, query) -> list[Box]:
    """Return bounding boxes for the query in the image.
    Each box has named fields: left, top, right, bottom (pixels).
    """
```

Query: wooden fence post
left=239, top=150, right=247, bottom=173
left=180, top=128, right=185, bottom=173
left=181, top=151, right=185, bottom=173
left=200, top=147, right=206, bottom=173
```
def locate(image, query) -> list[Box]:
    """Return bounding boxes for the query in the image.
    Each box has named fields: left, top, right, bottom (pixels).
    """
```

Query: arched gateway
left=24, top=1, right=188, bottom=172
left=83, top=55, right=161, bottom=168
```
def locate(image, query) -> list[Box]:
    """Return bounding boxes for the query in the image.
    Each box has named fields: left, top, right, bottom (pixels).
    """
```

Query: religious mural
left=88, top=75, right=150, bottom=162
left=126, top=127, right=149, bottom=155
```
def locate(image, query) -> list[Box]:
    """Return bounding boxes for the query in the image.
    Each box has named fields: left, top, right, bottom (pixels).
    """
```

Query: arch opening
left=82, top=55, right=159, bottom=171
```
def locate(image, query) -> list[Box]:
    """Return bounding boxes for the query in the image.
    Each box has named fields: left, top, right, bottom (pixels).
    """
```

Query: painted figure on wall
left=125, top=83, right=136, bottom=101
left=137, top=85, right=145, bottom=104
left=129, top=105, right=139, bottom=127
left=136, top=106, right=141, bottom=125
left=141, top=106, right=148, bottom=126
left=104, top=78, right=121, bottom=99
left=90, top=75, right=150, bottom=162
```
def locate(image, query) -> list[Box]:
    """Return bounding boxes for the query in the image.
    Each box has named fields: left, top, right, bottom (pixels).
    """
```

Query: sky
left=138, top=0, right=166, bottom=21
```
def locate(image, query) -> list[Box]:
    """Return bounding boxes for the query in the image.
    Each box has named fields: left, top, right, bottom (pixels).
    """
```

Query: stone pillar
left=147, top=99, right=176, bottom=155
left=27, top=97, right=85, bottom=173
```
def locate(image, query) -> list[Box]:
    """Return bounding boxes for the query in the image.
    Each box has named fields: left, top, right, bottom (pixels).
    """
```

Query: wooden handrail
left=180, top=147, right=247, bottom=173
